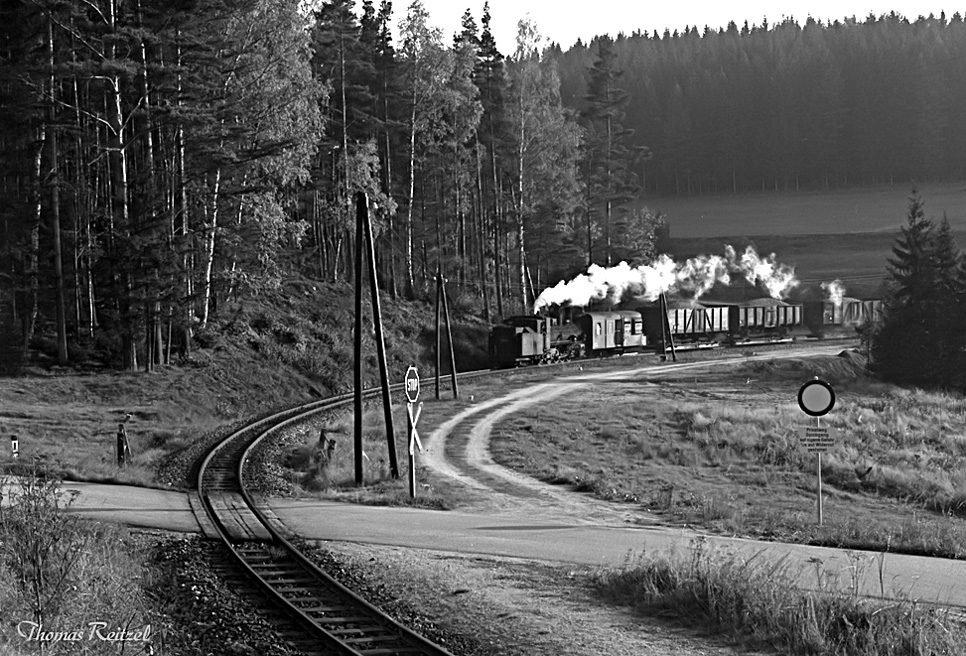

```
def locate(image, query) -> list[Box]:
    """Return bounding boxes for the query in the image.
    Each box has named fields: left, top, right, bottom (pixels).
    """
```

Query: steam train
left=488, top=296, right=883, bottom=368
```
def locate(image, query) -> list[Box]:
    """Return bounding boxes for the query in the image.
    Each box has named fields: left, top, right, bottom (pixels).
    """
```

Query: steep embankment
left=0, top=279, right=490, bottom=488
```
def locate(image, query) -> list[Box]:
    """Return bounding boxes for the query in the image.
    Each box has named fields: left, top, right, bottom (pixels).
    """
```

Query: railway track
left=196, top=391, right=459, bottom=656
left=192, top=339, right=854, bottom=654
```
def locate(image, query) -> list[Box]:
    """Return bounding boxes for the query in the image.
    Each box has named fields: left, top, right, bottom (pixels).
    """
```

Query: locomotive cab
left=488, top=315, right=553, bottom=368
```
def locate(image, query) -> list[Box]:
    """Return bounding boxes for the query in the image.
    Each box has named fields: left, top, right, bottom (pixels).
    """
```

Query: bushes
left=0, top=470, right=153, bottom=654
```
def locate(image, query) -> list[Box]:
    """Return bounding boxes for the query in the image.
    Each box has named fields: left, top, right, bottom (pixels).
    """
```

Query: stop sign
left=404, top=366, right=420, bottom=403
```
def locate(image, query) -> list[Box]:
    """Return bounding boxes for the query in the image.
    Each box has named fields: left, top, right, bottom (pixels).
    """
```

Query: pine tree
left=873, top=189, right=963, bottom=387
left=581, top=36, right=638, bottom=266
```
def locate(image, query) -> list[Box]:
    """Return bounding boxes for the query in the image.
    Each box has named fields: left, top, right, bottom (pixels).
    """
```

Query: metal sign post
left=797, top=378, right=836, bottom=525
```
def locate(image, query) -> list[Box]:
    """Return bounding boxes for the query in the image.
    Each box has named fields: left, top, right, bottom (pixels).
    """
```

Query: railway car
left=641, top=300, right=729, bottom=346
left=803, top=298, right=883, bottom=337
left=726, top=298, right=803, bottom=342
left=577, top=310, right=645, bottom=356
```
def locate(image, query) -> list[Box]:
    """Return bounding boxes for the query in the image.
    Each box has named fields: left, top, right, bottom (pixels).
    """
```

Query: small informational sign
left=10, top=435, right=19, bottom=459
left=798, top=378, right=835, bottom=417
left=404, top=366, right=420, bottom=404
left=798, top=426, right=837, bottom=452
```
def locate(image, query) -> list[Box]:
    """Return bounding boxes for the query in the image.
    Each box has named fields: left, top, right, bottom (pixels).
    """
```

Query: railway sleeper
left=342, top=635, right=409, bottom=644
left=310, top=615, right=372, bottom=624
left=299, top=605, right=357, bottom=614
left=327, top=626, right=390, bottom=635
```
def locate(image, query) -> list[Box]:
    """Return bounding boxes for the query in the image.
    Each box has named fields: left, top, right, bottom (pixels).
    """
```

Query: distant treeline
left=551, top=12, right=966, bottom=195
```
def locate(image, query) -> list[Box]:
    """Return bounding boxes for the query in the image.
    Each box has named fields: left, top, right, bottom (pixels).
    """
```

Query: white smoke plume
left=532, top=245, right=798, bottom=312
left=821, top=279, right=846, bottom=306
left=728, top=245, right=799, bottom=300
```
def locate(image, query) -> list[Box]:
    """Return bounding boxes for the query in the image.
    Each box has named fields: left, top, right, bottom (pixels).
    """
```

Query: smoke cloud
left=821, top=279, right=846, bottom=306
left=533, top=245, right=798, bottom=312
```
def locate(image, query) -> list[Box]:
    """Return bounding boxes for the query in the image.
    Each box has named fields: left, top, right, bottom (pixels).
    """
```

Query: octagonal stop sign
left=404, top=366, right=420, bottom=403
left=798, top=378, right=835, bottom=417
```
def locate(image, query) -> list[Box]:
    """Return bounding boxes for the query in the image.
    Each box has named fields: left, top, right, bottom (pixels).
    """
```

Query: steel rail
left=197, top=383, right=462, bottom=656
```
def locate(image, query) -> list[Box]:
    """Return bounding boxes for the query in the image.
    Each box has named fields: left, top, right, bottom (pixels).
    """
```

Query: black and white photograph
left=2, top=1, right=966, bottom=654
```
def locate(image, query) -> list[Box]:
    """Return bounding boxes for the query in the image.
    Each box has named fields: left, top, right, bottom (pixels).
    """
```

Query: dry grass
left=0, top=471, right=155, bottom=655
left=490, top=352, right=966, bottom=558
left=594, top=537, right=966, bottom=656
left=276, top=404, right=453, bottom=509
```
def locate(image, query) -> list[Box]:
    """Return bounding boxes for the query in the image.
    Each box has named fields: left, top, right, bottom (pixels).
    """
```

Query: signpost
left=797, top=378, right=836, bottom=524
left=404, top=367, right=423, bottom=498
left=10, top=435, right=18, bottom=459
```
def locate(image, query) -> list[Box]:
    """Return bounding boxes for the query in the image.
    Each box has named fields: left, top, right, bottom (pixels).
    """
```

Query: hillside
left=0, top=279, right=490, bottom=487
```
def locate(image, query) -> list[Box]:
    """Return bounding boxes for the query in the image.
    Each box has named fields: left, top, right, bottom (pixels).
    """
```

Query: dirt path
left=422, top=346, right=842, bottom=525
left=366, top=348, right=843, bottom=655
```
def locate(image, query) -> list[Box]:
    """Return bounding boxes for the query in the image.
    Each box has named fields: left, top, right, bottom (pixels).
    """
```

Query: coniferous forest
left=1, top=2, right=962, bottom=371
left=552, top=11, right=966, bottom=194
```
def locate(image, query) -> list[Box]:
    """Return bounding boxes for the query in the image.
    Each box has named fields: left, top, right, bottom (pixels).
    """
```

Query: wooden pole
left=435, top=270, right=442, bottom=400
left=353, top=193, right=365, bottom=485
left=440, top=275, right=460, bottom=399
left=362, top=192, right=399, bottom=479
left=660, top=293, right=677, bottom=362
left=659, top=294, right=668, bottom=360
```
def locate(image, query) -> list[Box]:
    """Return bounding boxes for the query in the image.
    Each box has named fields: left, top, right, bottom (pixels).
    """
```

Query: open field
left=645, top=181, right=966, bottom=238
left=647, top=183, right=966, bottom=299
left=486, top=351, right=966, bottom=560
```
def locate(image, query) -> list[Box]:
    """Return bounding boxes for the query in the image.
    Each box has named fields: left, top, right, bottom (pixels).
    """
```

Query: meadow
left=650, top=182, right=966, bottom=300
left=645, top=181, right=966, bottom=238
left=488, top=352, right=966, bottom=559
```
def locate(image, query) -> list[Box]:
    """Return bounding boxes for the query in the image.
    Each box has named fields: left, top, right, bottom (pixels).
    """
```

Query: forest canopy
left=0, top=3, right=957, bottom=371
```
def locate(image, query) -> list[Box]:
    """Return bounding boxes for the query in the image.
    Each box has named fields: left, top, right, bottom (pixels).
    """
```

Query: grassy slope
left=0, top=280, right=490, bottom=488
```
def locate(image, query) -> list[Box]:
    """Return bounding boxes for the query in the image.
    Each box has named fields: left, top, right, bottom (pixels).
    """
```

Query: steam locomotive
left=488, top=297, right=882, bottom=368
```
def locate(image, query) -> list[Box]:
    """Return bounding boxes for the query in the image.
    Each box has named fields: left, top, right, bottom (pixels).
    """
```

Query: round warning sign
left=798, top=378, right=835, bottom=417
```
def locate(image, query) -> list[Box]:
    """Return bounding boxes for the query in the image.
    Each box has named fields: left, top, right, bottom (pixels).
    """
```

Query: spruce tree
left=873, top=189, right=963, bottom=387
left=581, top=36, right=638, bottom=266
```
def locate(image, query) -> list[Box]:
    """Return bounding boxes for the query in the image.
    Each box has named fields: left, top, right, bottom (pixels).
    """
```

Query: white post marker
left=797, top=377, right=836, bottom=525
left=404, top=366, right=422, bottom=498
left=10, top=435, right=19, bottom=460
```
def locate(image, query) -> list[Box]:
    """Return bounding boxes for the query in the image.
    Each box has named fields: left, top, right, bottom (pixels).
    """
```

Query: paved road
left=0, top=480, right=198, bottom=533
left=13, top=346, right=966, bottom=609
left=272, top=499, right=966, bottom=608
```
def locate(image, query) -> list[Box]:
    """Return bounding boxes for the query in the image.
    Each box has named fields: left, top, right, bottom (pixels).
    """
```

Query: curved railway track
left=193, top=338, right=855, bottom=654
left=196, top=389, right=462, bottom=656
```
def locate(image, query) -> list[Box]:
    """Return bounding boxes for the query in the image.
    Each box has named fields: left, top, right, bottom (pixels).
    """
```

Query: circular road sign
left=404, top=366, right=420, bottom=403
left=798, top=378, right=835, bottom=417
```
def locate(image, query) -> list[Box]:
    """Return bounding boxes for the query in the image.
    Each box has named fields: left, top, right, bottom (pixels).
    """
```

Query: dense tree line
left=552, top=12, right=966, bottom=195
left=2, top=0, right=659, bottom=371
left=871, top=190, right=966, bottom=389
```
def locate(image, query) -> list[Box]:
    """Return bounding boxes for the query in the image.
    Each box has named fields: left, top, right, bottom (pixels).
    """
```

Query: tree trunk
left=47, top=20, right=68, bottom=365
left=200, top=169, right=221, bottom=329
left=475, top=140, right=490, bottom=322
left=405, top=91, right=417, bottom=297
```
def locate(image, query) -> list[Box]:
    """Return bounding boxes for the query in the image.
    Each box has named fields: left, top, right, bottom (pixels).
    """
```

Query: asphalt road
left=12, top=345, right=966, bottom=610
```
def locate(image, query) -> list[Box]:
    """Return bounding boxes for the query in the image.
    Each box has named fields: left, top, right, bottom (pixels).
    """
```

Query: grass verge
left=594, top=537, right=966, bottom=655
